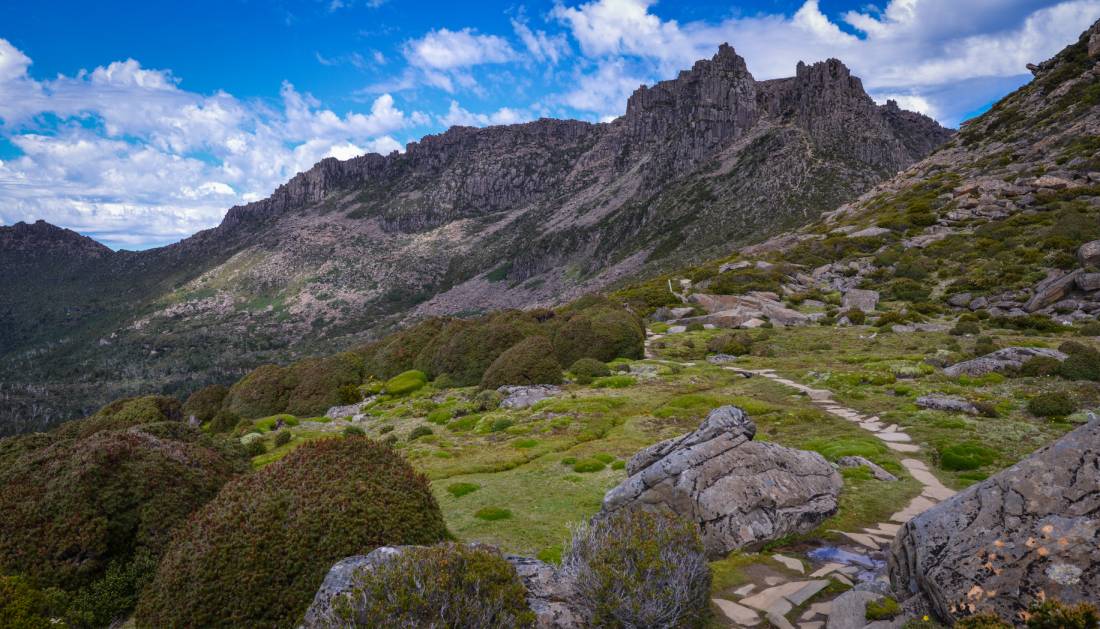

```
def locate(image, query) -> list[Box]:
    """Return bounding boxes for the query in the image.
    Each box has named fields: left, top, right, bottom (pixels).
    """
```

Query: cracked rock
left=601, top=405, right=841, bottom=558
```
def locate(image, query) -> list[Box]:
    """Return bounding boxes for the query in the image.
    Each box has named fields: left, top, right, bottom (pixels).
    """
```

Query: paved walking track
left=644, top=333, right=954, bottom=627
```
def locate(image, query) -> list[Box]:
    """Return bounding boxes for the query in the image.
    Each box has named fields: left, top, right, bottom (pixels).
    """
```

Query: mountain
left=0, top=45, right=950, bottom=433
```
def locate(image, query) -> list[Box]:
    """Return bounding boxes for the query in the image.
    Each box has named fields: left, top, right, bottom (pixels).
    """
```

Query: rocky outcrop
left=837, top=456, right=898, bottom=482
left=684, top=292, right=809, bottom=327
left=888, top=418, right=1100, bottom=622
left=498, top=385, right=561, bottom=409
left=915, top=395, right=981, bottom=416
left=1024, top=269, right=1083, bottom=312
left=842, top=289, right=879, bottom=313
left=943, top=347, right=1068, bottom=377
left=300, top=547, right=406, bottom=627
left=602, top=406, right=842, bottom=558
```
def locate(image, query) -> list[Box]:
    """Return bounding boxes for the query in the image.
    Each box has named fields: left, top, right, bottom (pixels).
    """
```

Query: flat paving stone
left=885, top=442, right=921, bottom=453
left=838, top=531, right=881, bottom=548
left=922, top=485, right=956, bottom=501
left=772, top=553, right=806, bottom=574
left=799, top=622, right=824, bottom=629
left=764, top=576, right=786, bottom=586
left=875, top=431, right=912, bottom=442
left=785, top=580, right=830, bottom=606
left=808, top=562, right=845, bottom=578
left=734, top=584, right=757, bottom=597
left=740, top=582, right=807, bottom=612
left=800, top=601, right=832, bottom=620
left=767, top=610, right=796, bottom=629
left=890, top=496, right=936, bottom=522
left=713, top=598, right=761, bottom=626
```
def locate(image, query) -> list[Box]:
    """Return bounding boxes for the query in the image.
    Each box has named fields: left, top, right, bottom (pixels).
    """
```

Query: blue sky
left=1, top=0, right=1098, bottom=249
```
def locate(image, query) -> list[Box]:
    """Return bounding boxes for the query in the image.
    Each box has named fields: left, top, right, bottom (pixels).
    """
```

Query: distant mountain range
left=0, top=44, right=952, bottom=432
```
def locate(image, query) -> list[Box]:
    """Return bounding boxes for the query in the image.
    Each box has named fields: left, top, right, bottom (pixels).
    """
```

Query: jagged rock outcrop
left=1, top=45, right=952, bottom=432
left=888, top=418, right=1100, bottom=623
left=915, top=395, right=981, bottom=416
left=943, top=347, right=1068, bottom=377
left=601, top=406, right=842, bottom=558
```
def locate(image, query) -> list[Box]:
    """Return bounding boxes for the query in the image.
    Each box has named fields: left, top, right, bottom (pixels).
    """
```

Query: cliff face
left=0, top=44, right=953, bottom=431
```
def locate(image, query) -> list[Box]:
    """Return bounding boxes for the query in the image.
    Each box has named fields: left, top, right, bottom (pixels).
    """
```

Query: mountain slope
left=0, top=45, right=950, bottom=432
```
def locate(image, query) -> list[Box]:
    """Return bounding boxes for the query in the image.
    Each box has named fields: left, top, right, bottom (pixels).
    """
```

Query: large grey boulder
left=842, top=289, right=879, bottom=313
left=498, top=385, right=561, bottom=409
left=943, top=346, right=1067, bottom=377
left=601, top=406, right=842, bottom=558
left=301, top=547, right=407, bottom=627
left=1024, top=269, right=1082, bottom=312
left=915, top=395, right=981, bottom=416
left=888, top=418, right=1100, bottom=623
left=1077, top=239, right=1100, bottom=267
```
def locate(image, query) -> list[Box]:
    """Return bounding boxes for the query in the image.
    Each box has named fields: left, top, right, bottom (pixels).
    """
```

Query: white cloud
left=552, top=0, right=1100, bottom=125
left=0, top=39, right=422, bottom=248
left=559, top=59, right=649, bottom=121
left=438, top=100, right=531, bottom=128
left=512, top=19, right=571, bottom=65
left=404, top=28, right=516, bottom=71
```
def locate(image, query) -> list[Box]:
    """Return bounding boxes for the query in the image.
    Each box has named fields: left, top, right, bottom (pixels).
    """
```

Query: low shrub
left=480, top=336, right=563, bottom=390
left=564, top=507, right=710, bottom=628
left=343, top=426, right=366, bottom=437
left=1077, top=321, right=1100, bottom=337
left=570, top=358, right=611, bottom=379
left=446, top=482, right=480, bottom=498
left=955, top=611, right=1012, bottom=628
left=1057, top=349, right=1100, bottom=381
left=939, top=442, right=998, bottom=471
left=135, top=437, right=448, bottom=628
left=706, top=332, right=753, bottom=355
left=321, top=543, right=535, bottom=628
left=611, top=460, right=626, bottom=470
left=1020, top=356, right=1062, bottom=377
left=874, top=312, right=907, bottom=328
left=551, top=305, right=645, bottom=366
left=1026, top=599, right=1099, bottom=628
left=208, top=408, right=242, bottom=433
left=474, top=507, right=512, bottom=521
left=573, top=459, right=606, bottom=473
left=561, top=457, right=578, bottom=466
left=592, top=453, right=614, bottom=464
left=385, top=370, right=428, bottom=396
left=244, top=439, right=267, bottom=456
left=685, top=322, right=705, bottom=332
left=490, top=418, right=513, bottom=432
left=950, top=320, right=981, bottom=336
left=274, top=430, right=292, bottom=446
left=182, top=384, right=229, bottom=424
left=417, top=319, right=530, bottom=387
left=409, top=425, right=434, bottom=440
left=1027, top=393, right=1075, bottom=418
left=804, top=437, right=887, bottom=461
left=843, top=309, right=867, bottom=325
left=973, top=336, right=998, bottom=357
left=224, top=364, right=296, bottom=418
left=427, top=408, right=453, bottom=424
left=0, top=575, right=70, bottom=629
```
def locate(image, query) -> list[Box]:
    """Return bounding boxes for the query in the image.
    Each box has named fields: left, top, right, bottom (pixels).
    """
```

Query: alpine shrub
left=224, top=363, right=296, bottom=418
left=1026, top=599, right=1099, bottom=628
left=182, top=384, right=229, bottom=424
left=938, top=442, right=997, bottom=471
left=480, top=336, right=563, bottom=390
left=570, top=358, right=611, bottom=379
left=135, top=437, right=448, bottom=628
left=706, top=332, right=753, bottom=355
left=274, top=429, right=293, bottom=446
left=564, top=507, right=710, bottom=628
left=1019, top=356, right=1062, bottom=377
left=408, top=425, right=434, bottom=440
left=385, top=370, right=428, bottom=396
left=1027, top=393, right=1075, bottom=418
left=320, top=543, right=535, bottom=628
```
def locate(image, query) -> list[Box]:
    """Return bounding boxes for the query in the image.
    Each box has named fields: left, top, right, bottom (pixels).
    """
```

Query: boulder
left=849, top=226, right=891, bottom=239
left=505, top=555, right=584, bottom=629
left=1025, top=269, right=1082, bottom=312
left=601, top=406, right=841, bottom=558
left=685, top=293, right=808, bottom=327
left=301, top=547, right=407, bottom=627
left=946, top=293, right=973, bottom=308
left=719, top=260, right=752, bottom=273
left=1081, top=240, right=1100, bottom=267
left=842, top=289, right=879, bottom=313
left=837, top=456, right=898, bottom=482
left=914, top=395, right=981, bottom=416
left=1077, top=272, right=1100, bottom=292
left=498, top=385, right=561, bottom=409
left=888, top=418, right=1100, bottom=623
left=943, top=347, right=1068, bottom=377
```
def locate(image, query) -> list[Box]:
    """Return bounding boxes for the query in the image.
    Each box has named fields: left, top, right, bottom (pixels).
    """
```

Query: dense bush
left=950, top=320, right=981, bottom=336
left=0, top=398, right=248, bottom=623
left=0, top=575, right=70, bottom=629
left=274, top=429, right=292, bottom=446
left=1056, top=344, right=1100, bottom=381
left=1027, top=392, right=1076, bottom=418
left=385, top=370, right=428, bottom=396
left=409, top=425, right=434, bottom=440
left=284, top=352, right=365, bottom=416
left=551, top=302, right=644, bottom=366
left=364, top=318, right=448, bottom=379
left=182, top=384, right=229, bottom=423
left=842, top=309, right=866, bottom=325
left=474, top=507, right=512, bottom=521
left=343, top=426, right=366, bottom=437
left=208, top=408, right=242, bottom=433
left=224, top=363, right=296, bottom=418
left=573, top=459, right=606, bottom=473
left=956, top=611, right=1013, bottom=628
left=135, top=437, right=448, bottom=628
left=320, top=543, right=535, bottom=628
left=1025, top=599, right=1099, bottom=628
left=1077, top=321, right=1100, bottom=337
left=418, top=319, right=530, bottom=386
left=481, top=336, right=563, bottom=390
left=564, top=507, right=710, bottom=628
left=706, top=332, right=753, bottom=355
left=569, top=357, right=610, bottom=384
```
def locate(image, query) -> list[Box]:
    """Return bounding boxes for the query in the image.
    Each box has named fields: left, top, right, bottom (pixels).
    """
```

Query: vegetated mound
left=0, top=396, right=249, bottom=625
left=135, top=436, right=448, bottom=628
left=481, top=336, right=563, bottom=390
left=223, top=352, right=365, bottom=418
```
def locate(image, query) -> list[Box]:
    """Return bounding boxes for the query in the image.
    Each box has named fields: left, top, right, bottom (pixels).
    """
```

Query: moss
left=480, top=336, right=563, bottom=390
left=135, top=437, right=448, bottom=628
left=592, top=375, right=636, bottom=389
left=938, top=442, right=998, bottom=471
left=385, top=370, right=429, bottom=396
left=570, top=357, right=611, bottom=379
left=572, top=459, right=606, bottom=473
left=327, top=543, right=535, bottom=628
left=611, top=460, right=626, bottom=470
left=865, top=596, right=900, bottom=621
left=474, top=507, right=513, bottom=521
left=343, top=425, right=366, bottom=437
left=446, top=482, right=480, bottom=498
left=803, top=436, right=887, bottom=461
left=409, top=425, right=434, bottom=440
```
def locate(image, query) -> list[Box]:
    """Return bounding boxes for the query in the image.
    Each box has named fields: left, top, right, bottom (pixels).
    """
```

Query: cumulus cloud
left=404, top=28, right=516, bottom=70
left=512, top=19, right=571, bottom=65
left=438, top=100, right=531, bottom=128
left=0, top=39, right=420, bottom=248
left=551, top=0, right=1100, bottom=124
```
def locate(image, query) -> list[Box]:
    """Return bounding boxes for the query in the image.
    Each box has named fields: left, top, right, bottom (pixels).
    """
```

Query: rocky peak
left=0, top=220, right=113, bottom=258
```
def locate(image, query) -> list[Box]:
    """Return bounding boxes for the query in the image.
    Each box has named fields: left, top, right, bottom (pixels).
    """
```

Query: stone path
left=708, top=366, right=957, bottom=627
left=641, top=331, right=956, bottom=627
